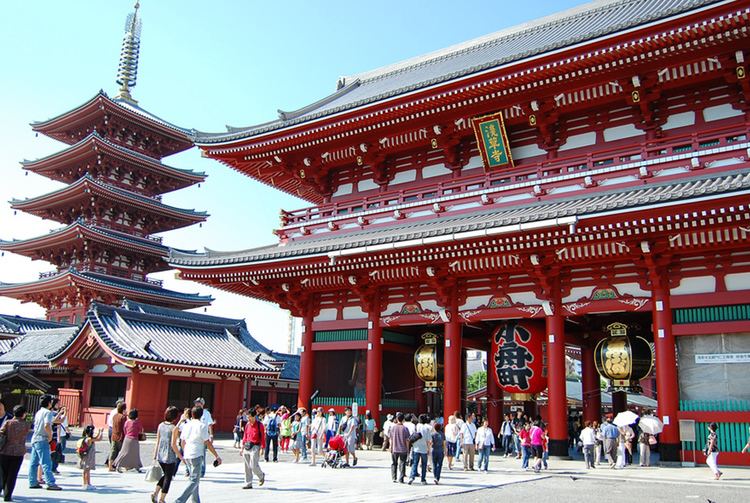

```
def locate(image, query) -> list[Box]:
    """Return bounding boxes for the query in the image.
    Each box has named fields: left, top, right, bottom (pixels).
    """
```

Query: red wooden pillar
left=126, top=369, right=140, bottom=409
left=298, top=313, right=315, bottom=410
left=652, top=277, right=680, bottom=461
left=486, top=356, right=502, bottom=433
left=611, top=391, right=628, bottom=414
left=443, top=302, right=462, bottom=424
left=546, top=288, right=568, bottom=457
left=581, top=345, right=602, bottom=424
left=365, top=312, right=383, bottom=417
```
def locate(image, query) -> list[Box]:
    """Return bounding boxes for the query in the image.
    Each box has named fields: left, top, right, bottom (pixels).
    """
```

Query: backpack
left=76, top=437, right=90, bottom=458
left=266, top=416, right=278, bottom=437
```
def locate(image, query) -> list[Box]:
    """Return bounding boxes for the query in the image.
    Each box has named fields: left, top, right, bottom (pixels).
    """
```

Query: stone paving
left=7, top=437, right=750, bottom=502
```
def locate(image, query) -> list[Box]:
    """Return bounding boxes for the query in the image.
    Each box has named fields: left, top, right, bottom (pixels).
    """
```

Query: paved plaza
left=7, top=436, right=748, bottom=502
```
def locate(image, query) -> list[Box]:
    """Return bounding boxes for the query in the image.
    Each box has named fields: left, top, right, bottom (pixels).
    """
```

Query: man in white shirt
left=340, top=407, right=359, bottom=467
left=474, top=418, right=496, bottom=472
left=460, top=413, right=477, bottom=471
left=28, top=395, right=62, bottom=491
left=174, top=406, right=221, bottom=503
left=194, top=397, right=214, bottom=477
left=407, top=414, right=433, bottom=485
left=381, top=414, right=394, bottom=451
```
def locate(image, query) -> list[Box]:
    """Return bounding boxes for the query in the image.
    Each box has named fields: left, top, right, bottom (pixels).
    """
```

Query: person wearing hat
left=325, top=409, right=338, bottom=448
left=381, top=414, right=394, bottom=452
left=340, top=407, right=359, bottom=467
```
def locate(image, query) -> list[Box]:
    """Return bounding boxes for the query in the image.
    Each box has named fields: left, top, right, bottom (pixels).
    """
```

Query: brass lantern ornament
left=594, top=322, right=654, bottom=393
left=414, top=332, right=444, bottom=391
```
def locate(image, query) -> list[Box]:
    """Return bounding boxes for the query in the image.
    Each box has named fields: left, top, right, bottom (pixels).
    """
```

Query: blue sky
left=0, top=0, right=588, bottom=351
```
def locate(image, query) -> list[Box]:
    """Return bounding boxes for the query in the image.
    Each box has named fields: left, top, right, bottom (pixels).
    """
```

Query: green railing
left=312, top=396, right=364, bottom=407
left=673, top=304, right=750, bottom=324
left=682, top=422, right=750, bottom=453
left=680, top=399, right=750, bottom=411
left=314, top=329, right=367, bottom=343
left=382, top=399, right=417, bottom=409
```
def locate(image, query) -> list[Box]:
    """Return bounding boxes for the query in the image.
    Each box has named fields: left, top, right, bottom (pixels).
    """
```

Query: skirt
left=114, top=437, right=143, bottom=470
left=78, top=444, right=96, bottom=470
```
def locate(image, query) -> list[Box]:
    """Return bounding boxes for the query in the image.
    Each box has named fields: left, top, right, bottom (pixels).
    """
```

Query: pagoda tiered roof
left=0, top=220, right=178, bottom=270
left=0, top=268, right=212, bottom=311
left=10, top=174, right=208, bottom=233
left=49, top=302, right=283, bottom=377
left=32, top=91, right=194, bottom=158
left=22, top=132, right=205, bottom=195
left=195, top=0, right=721, bottom=146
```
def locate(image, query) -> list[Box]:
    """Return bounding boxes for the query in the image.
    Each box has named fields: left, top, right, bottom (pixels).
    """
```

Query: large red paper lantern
left=490, top=321, right=547, bottom=395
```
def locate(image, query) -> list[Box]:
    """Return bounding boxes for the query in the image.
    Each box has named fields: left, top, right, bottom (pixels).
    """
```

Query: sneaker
left=392, top=479, right=397, bottom=483
left=352, top=458, right=357, bottom=466
left=434, top=479, right=439, bottom=485
left=29, top=485, right=42, bottom=490
left=407, top=478, right=414, bottom=485
left=259, top=476, right=265, bottom=487
left=46, top=485, right=63, bottom=491
left=421, top=480, right=427, bottom=485
left=243, top=483, right=253, bottom=489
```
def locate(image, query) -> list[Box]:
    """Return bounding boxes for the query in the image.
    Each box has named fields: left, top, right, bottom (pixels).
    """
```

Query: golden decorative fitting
left=356, top=155, right=363, bottom=166
left=430, top=138, right=438, bottom=149
left=631, top=90, right=641, bottom=103
left=298, top=169, right=306, bottom=179
left=528, top=114, right=537, bottom=126
left=738, top=66, right=746, bottom=79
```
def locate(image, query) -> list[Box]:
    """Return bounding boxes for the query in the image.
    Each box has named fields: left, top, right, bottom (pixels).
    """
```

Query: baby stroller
left=322, top=434, right=347, bottom=468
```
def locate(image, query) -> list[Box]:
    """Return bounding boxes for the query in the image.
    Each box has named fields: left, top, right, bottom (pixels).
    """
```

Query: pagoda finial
left=115, top=1, right=142, bottom=104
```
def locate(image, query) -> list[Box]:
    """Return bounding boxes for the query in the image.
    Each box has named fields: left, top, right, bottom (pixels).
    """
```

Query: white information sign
left=695, top=353, right=750, bottom=364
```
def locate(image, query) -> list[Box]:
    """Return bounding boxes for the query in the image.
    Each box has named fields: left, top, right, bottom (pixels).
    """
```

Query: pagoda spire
left=115, top=1, right=142, bottom=104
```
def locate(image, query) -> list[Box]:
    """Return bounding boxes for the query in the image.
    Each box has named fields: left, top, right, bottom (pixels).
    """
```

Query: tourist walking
left=408, top=414, right=432, bottom=485
left=615, top=427, right=628, bottom=469
left=512, top=410, right=525, bottom=458
left=263, top=406, right=280, bottom=463
left=310, top=407, right=326, bottom=466
left=107, top=399, right=124, bottom=446
left=48, top=399, right=65, bottom=474
left=705, top=422, right=722, bottom=480
left=241, top=410, right=266, bottom=489
left=298, top=408, right=310, bottom=461
left=601, top=417, right=619, bottom=467
left=77, top=425, right=102, bottom=490
left=280, top=410, right=292, bottom=453
left=233, top=409, right=246, bottom=449
left=530, top=420, right=544, bottom=473
left=291, top=413, right=302, bottom=463
left=431, top=422, right=445, bottom=484
left=151, top=407, right=180, bottom=503
left=638, top=430, right=652, bottom=467
left=194, top=397, right=214, bottom=477
left=389, top=412, right=409, bottom=483
left=114, top=409, right=144, bottom=472
left=500, top=414, right=514, bottom=457
left=340, top=407, right=359, bottom=467
left=444, top=415, right=459, bottom=470
left=460, top=413, right=477, bottom=471
left=381, top=414, right=394, bottom=452
left=580, top=421, right=597, bottom=469
left=593, top=420, right=604, bottom=465
left=173, top=406, right=222, bottom=503
left=364, top=410, right=377, bottom=450
left=475, top=418, right=495, bottom=472
left=519, top=422, right=532, bottom=470
left=108, top=402, right=126, bottom=471
left=27, top=395, right=62, bottom=491
left=453, top=412, right=465, bottom=463
left=0, top=405, right=30, bottom=501
left=325, top=408, right=338, bottom=448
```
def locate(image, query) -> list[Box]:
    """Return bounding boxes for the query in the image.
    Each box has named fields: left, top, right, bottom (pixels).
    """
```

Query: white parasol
left=613, top=410, right=639, bottom=427
left=638, top=415, right=664, bottom=435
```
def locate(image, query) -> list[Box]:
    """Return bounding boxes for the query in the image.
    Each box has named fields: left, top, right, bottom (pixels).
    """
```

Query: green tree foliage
left=467, top=371, right=487, bottom=393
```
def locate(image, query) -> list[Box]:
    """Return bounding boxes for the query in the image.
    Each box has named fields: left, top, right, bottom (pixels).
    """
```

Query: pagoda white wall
left=342, top=306, right=367, bottom=319
left=662, top=111, right=695, bottom=130
left=725, top=273, right=750, bottom=291
left=670, top=276, right=716, bottom=295
left=703, top=103, right=743, bottom=122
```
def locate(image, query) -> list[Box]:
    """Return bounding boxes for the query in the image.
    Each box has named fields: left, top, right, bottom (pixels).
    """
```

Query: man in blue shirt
left=600, top=418, right=619, bottom=468
left=28, top=395, right=62, bottom=491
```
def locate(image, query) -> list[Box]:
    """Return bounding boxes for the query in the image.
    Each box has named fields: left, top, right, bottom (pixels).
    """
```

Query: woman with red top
left=241, top=411, right=266, bottom=489
left=519, top=423, right=532, bottom=470
left=529, top=420, right=544, bottom=473
left=114, top=409, right=145, bottom=472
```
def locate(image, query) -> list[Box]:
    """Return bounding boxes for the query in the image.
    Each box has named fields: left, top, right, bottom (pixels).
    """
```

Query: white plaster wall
left=462, top=156, right=483, bottom=172
left=422, top=163, right=452, bottom=179
left=420, top=300, right=440, bottom=312
left=603, top=124, right=644, bottom=142
left=662, top=111, right=696, bottom=131
left=342, top=306, right=367, bottom=320
left=112, top=364, right=131, bottom=374
left=703, top=103, right=743, bottom=122
left=460, top=295, right=487, bottom=310
left=598, top=175, right=638, bottom=186
left=511, top=292, right=542, bottom=305
left=450, top=202, right=482, bottom=211
left=558, top=132, right=597, bottom=152
left=725, top=272, right=750, bottom=291
left=497, top=193, right=534, bottom=203
left=314, top=308, right=338, bottom=322
left=511, top=144, right=546, bottom=160
left=613, top=282, right=651, bottom=298
left=548, top=184, right=583, bottom=195
left=332, top=183, right=353, bottom=197
left=382, top=303, right=403, bottom=316
left=670, top=276, right=716, bottom=296
left=90, top=364, right=109, bottom=373
left=563, top=286, right=595, bottom=303
left=390, top=169, right=417, bottom=185
left=357, top=178, right=379, bottom=192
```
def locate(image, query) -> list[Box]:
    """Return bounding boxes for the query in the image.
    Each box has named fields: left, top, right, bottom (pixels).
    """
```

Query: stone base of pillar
left=659, top=442, right=681, bottom=462
left=548, top=439, right=569, bottom=458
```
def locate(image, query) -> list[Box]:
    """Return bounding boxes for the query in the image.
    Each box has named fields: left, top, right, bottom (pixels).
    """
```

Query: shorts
left=447, top=441, right=457, bottom=457
left=531, top=445, right=543, bottom=458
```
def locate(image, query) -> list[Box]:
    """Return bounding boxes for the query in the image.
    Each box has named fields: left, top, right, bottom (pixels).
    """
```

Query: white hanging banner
left=695, top=353, right=750, bottom=364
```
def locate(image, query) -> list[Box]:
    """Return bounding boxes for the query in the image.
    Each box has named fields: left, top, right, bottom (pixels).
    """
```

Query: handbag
left=408, top=431, right=422, bottom=445
left=144, top=463, right=163, bottom=483
left=648, top=435, right=657, bottom=446
left=138, top=432, right=147, bottom=441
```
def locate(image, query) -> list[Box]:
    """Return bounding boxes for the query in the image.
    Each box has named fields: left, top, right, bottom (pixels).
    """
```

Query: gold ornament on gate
left=414, top=332, right=443, bottom=391
left=594, top=322, right=654, bottom=393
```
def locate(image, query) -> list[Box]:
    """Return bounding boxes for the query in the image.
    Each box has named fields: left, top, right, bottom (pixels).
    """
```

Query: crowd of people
left=0, top=397, right=743, bottom=501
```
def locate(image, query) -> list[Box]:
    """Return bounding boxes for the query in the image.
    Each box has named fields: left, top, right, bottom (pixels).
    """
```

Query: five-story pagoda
left=0, top=3, right=211, bottom=323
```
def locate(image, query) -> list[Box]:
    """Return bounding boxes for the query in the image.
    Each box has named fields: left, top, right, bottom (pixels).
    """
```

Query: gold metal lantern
left=414, top=332, right=443, bottom=391
left=594, top=322, right=654, bottom=393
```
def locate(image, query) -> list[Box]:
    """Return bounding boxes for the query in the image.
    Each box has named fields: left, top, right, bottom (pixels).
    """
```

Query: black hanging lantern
left=414, top=332, right=444, bottom=392
left=594, top=322, right=653, bottom=393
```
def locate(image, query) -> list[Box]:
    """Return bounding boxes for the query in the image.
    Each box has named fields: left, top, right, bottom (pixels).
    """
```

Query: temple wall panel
left=357, top=178, right=378, bottom=192
left=725, top=273, right=750, bottom=292
left=612, top=282, right=651, bottom=298
left=562, top=286, right=595, bottom=303
left=662, top=111, right=696, bottom=131
left=670, top=276, right=716, bottom=296
left=558, top=131, right=597, bottom=152
left=390, top=169, right=417, bottom=185
left=460, top=295, right=487, bottom=311
left=314, top=308, right=338, bottom=322
left=342, top=306, right=367, bottom=320
left=602, top=123, right=643, bottom=142
left=703, top=103, right=744, bottom=122
left=422, top=163, right=452, bottom=179
left=461, top=155, right=483, bottom=172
